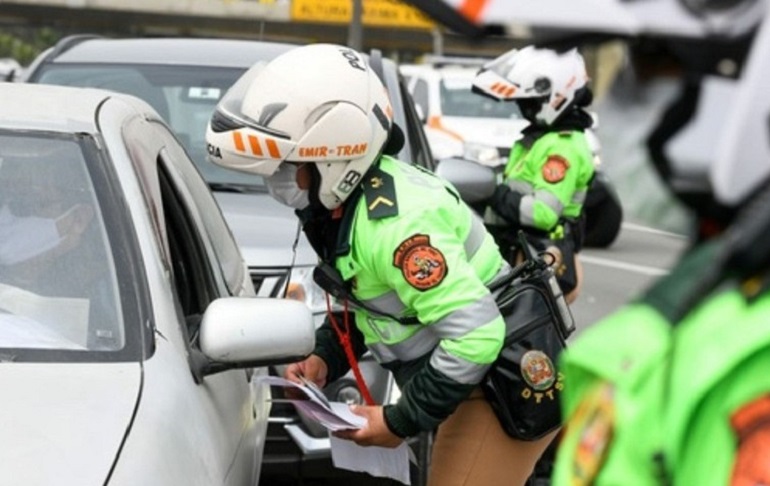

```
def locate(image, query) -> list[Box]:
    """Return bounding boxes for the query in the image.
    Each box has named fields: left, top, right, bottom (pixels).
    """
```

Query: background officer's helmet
left=471, top=46, right=590, bottom=126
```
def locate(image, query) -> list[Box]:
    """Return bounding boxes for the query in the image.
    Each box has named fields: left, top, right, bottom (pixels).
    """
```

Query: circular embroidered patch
left=542, top=155, right=569, bottom=183
left=392, top=234, right=447, bottom=291
left=521, top=350, right=557, bottom=390
left=730, top=395, right=770, bottom=484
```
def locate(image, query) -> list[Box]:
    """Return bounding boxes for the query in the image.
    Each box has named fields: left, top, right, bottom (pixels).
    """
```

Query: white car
left=401, top=61, right=529, bottom=165
left=23, top=36, right=435, bottom=484
left=0, top=82, right=314, bottom=485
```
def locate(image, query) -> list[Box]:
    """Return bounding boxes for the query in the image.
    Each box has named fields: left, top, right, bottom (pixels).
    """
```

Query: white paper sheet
left=258, top=375, right=412, bottom=484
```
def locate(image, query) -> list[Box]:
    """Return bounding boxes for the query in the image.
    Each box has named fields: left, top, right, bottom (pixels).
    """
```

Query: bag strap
left=313, top=262, right=421, bottom=325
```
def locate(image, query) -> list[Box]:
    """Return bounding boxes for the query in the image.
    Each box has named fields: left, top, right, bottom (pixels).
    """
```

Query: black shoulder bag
left=481, top=232, right=576, bottom=441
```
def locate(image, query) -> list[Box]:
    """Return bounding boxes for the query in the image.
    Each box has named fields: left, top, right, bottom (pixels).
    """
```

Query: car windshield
left=440, top=75, right=522, bottom=119
left=0, top=133, right=127, bottom=355
left=34, top=64, right=265, bottom=191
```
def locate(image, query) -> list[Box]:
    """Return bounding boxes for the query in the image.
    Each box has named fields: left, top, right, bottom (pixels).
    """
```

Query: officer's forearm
left=383, top=363, right=475, bottom=438
left=490, top=184, right=523, bottom=225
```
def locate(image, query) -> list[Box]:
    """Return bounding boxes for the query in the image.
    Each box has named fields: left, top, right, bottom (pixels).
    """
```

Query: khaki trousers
left=428, top=389, right=559, bottom=486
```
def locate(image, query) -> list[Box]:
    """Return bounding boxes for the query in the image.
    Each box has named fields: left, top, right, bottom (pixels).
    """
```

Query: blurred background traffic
left=0, top=0, right=694, bottom=236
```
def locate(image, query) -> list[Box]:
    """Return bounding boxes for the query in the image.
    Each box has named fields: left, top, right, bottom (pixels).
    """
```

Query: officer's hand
left=284, top=354, right=329, bottom=389
left=332, top=405, right=404, bottom=448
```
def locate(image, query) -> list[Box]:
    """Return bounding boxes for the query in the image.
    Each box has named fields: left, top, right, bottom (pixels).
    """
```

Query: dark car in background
left=22, top=35, right=434, bottom=485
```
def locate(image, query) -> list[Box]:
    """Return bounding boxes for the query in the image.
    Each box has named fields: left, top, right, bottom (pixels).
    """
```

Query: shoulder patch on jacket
left=543, top=155, right=570, bottom=183
left=363, top=165, right=399, bottom=220
left=730, top=395, right=770, bottom=485
left=393, top=234, right=447, bottom=291
left=569, top=382, right=615, bottom=486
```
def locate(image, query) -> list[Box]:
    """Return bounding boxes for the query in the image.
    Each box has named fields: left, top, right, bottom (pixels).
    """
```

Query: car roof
left=46, top=37, right=298, bottom=69
left=0, top=82, right=111, bottom=132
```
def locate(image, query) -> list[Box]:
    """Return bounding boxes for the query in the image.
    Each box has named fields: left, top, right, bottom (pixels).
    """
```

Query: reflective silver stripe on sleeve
left=367, top=328, right=439, bottom=363
left=506, top=179, right=533, bottom=193
left=522, top=190, right=563, bottom=226
left=535, top=190, right=564, bottom=213
left=571, top=188, right=588, bottom=205
left=359, top=290, right=406, bottom=316
left=463, top=213, right=487, bottom=259
left=520, top=195, right=537, bottom=226
left=429, top=346, right=492, bottom=384
left=429, top=294, right=500, bottom=339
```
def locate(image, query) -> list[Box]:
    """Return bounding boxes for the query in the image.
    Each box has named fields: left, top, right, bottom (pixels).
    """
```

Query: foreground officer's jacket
left=488, top=130, right=594, bottom=233
left=311, top=155, right=509, bottom=438
left=552, top=240, right=770, bottom=485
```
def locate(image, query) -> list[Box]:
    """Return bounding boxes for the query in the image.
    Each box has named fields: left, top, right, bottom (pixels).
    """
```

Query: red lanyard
left=325, top=293, right=376, bottom=406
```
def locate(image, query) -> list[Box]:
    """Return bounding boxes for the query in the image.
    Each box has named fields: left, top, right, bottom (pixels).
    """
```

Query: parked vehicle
left=22, top=35, right=435, bottom=485
left=401, top=58, right=624, bottom=248
left=0, top=82, right=314, bottom=485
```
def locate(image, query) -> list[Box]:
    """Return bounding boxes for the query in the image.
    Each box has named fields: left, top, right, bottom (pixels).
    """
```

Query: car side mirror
left=197, top=297, right=315, bottom=376
left=436, top=157, right=497, bottom=203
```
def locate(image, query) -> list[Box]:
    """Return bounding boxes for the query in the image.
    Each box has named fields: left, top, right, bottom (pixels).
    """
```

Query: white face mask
left=265, top=164, right=310, bottom=210
left=0, top=205, right=62, bottom=266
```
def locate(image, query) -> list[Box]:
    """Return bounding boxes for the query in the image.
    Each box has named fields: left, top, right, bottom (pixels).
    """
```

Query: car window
left=400, top=76, right=436, bottom=171
left=440, top=76, right=522, bottom=119
left=153, top=122, right=248, bottom=296
left=412, top=78, right=430, bottom=118
left=0, top=133, right=131, bottom=356
left=32, top=63, right=265, bottom=190
left=122, top=117, right=234, bottom=318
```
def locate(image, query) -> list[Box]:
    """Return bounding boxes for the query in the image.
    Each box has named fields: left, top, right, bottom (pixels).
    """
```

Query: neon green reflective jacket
left=314, top=155, right=508, bottom=438
left=552, top=241, right=770, bottom=485
left=488, top=130, right=595, bottom=233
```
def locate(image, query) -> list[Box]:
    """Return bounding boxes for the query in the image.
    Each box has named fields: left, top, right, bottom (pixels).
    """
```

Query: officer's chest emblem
left=393, top=234, right=447, bottom=291
left=542, top=155, right=570, bottom=183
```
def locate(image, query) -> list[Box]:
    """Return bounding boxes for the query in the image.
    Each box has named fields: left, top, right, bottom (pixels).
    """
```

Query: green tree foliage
left=0, top=28, right=60, bottom=65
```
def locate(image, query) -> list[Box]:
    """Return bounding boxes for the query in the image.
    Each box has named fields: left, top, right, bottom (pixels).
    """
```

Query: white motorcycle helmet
left=472, top=46, right=589, bottom=126
left=206, top=43, right=396, bottom=210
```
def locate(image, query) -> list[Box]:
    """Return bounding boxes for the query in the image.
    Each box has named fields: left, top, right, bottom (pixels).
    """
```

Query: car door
left=105, top=110, right=262, bottom=486
left=154, top=122, right=271, bottom=484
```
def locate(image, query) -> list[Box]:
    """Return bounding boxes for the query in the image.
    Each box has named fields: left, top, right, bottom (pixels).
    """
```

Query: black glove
left=488, top=184, right=523, bottom=226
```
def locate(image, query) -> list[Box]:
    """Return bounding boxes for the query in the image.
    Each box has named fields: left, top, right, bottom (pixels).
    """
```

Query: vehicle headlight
left=463, top=142, right=504, bottom=167
left=333, top=380, right=364, bottom=405
left=284, top=265, right=341, bottom=323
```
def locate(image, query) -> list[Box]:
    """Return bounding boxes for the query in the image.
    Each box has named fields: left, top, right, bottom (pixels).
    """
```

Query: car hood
left=213, top=192, right=317, bottom=268
left=441, top=116, right=529, bottom=149
left=0, top=362, right=141, bottom=484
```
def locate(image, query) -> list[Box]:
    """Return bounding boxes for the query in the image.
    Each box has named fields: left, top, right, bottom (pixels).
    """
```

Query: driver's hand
left=56, top=204, right=94, bottom=253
